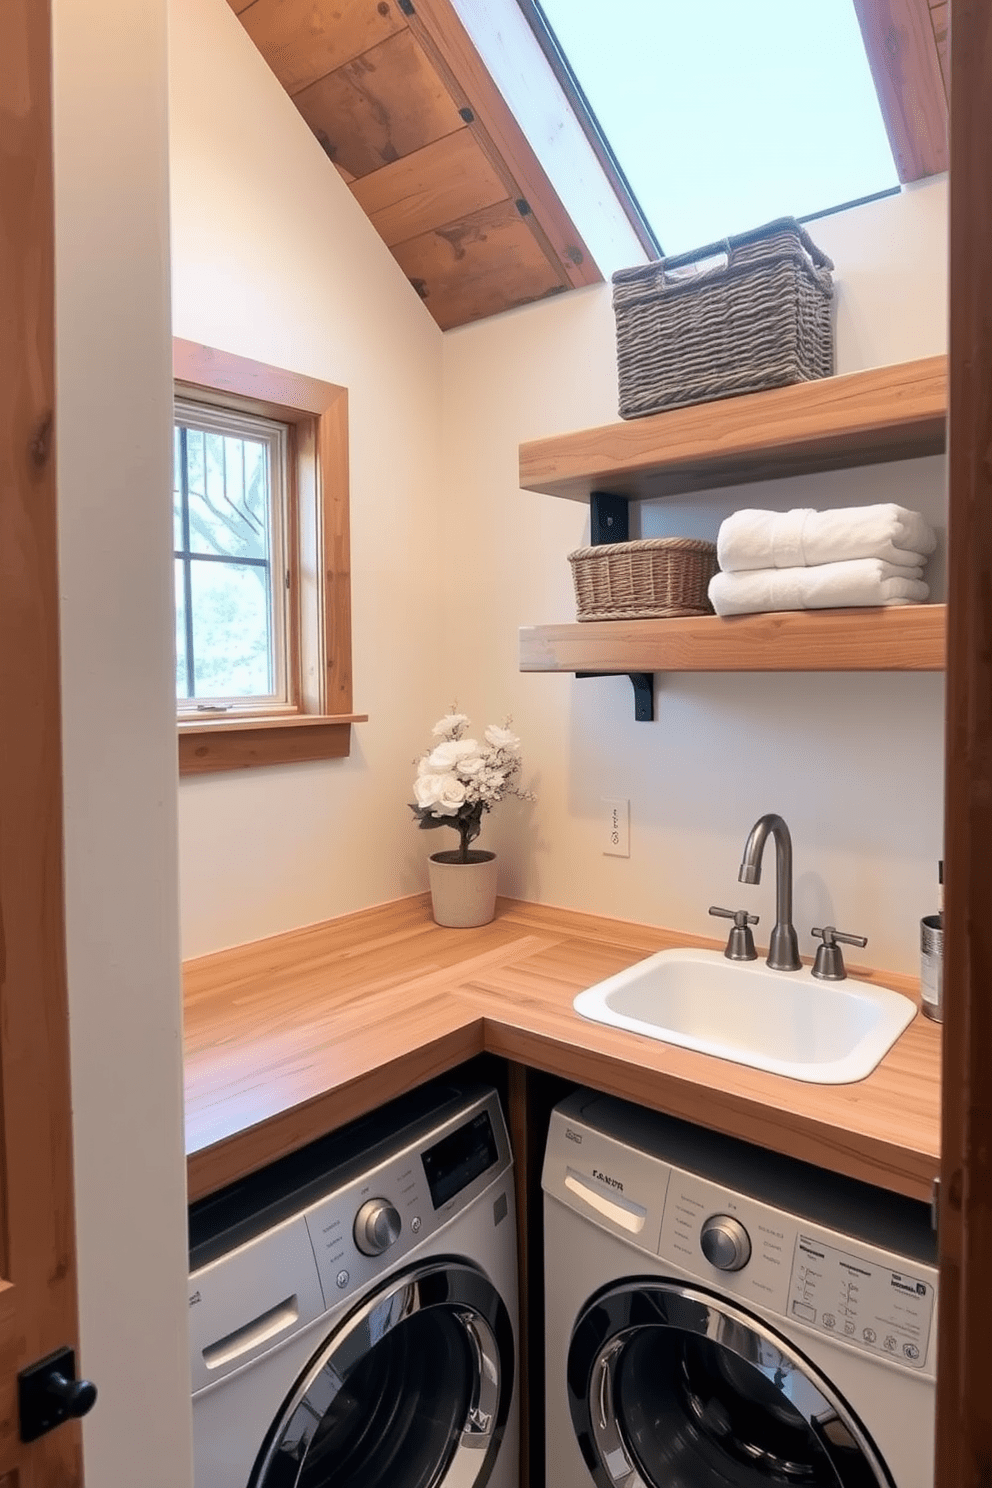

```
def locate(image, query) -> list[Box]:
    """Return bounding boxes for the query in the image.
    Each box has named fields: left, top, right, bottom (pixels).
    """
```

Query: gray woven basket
left=569, top=538, right=718, bottom=622
left=612, top=217, right=834, bottom=420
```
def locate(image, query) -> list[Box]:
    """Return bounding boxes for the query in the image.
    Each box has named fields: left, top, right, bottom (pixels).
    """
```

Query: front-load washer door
left=249, top=1258, right=513, bottom=1488
left=568, top=1280, right=893, bottom=1488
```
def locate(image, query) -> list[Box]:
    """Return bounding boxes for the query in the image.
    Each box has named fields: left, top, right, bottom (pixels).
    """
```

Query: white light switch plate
left=602, top=798, right=630, bottom=857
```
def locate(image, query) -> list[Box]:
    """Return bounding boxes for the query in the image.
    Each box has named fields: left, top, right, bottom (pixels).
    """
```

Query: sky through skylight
left=532, top=0, right=900, bottom=256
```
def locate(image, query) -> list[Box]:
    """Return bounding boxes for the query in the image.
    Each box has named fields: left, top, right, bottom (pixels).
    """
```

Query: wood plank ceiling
left=228, top=0, right=948, bottom=332
left=227, top=0, right=600, bottom=329
left=851, top=0, right=949, bottom=180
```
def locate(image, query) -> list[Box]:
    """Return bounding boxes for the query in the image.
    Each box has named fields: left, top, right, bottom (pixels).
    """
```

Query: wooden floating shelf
left=519, top=355, right=948, bottom=503
left=519, top=604, right=947, bottom=674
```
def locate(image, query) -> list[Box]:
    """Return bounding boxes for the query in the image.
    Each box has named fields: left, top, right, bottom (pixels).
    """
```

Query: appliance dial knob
left=700, top=1214, right=752, bottom=1271
left=354, top=1198, right=402, bottom=1257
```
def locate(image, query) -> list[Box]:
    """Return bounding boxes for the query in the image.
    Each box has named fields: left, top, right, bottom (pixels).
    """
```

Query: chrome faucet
left=738, top=814, right=802, bottom=971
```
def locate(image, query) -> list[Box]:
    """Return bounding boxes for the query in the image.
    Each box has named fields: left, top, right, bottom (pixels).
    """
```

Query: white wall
left=440, top=179, right=949, bottom=977
left=169, top=0, right=448, bottom=957
left=168, top=0, right=949, bottom=981
left=52, top=0, right=193, bottom=1483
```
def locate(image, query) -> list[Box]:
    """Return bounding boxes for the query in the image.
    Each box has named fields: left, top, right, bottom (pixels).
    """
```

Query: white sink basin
left=573, top=947, right=916, bottom=1084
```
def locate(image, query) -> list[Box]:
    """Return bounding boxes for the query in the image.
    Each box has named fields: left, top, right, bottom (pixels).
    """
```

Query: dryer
left=544, top=1088, right=937, bottom=1488
left=190, top=1081, right=518, bottom=1488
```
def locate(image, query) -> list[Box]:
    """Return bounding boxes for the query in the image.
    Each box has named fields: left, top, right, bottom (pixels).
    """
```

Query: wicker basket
left=569, top=538, right=718, bottom=622
left=612, top=217, right=834, bottom=420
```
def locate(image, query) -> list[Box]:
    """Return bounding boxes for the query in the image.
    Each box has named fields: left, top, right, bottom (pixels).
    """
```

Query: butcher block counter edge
left=183, top=894, right=940, bottom=1205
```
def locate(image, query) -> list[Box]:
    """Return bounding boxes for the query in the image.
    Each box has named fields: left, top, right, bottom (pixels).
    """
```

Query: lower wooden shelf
left=519, top=603, right=946, bottom=673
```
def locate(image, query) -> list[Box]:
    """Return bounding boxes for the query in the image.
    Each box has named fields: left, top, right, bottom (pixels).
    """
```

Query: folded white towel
left=717, top=505, right=937, bottom=573
left=708, top=559, right=929, bottom=617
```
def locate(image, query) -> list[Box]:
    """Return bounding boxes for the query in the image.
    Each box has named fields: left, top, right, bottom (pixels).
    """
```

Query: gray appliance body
left=543, top=1089, right=937, bottom=1488
left=190, top=1082, right=519, bottom=1488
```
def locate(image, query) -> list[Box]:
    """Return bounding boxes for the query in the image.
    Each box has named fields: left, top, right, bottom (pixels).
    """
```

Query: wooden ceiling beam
left=392, top=198, right=566, bottom=330
left=238, top=0, right=405, bottom=98
left=851, top=0, right=948, bottom=180
left=351, top=127, right=508, bottom=248
left=233, top=0, right=601, bottom=327
left=294, top=27, right=463, bottom=180
left=402, top=0, right=600, bottom=291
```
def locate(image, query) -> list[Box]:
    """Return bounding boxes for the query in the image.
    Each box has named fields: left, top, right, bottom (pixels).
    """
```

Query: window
left=518, top=0, right=900, bottom=256
left=172, top=340, right=365, bottom=775
left=174, top=400, right=290, bottom=712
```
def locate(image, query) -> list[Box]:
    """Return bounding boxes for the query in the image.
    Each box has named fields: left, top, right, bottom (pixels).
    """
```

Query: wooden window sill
left=178, top=713, right=368, bottom=775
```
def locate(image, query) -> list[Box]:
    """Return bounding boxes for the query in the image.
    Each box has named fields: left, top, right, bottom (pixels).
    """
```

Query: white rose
left=432, top=712, right=469, bottom=737
left=457, top=752, right=486, bottom=776
left=413, top=773, right=447, bottom=809
left=426, top=739, right=479, bottom=772
left=484, top=724, right=520, bottom=752
left=433, top=775, right=467, bottom=815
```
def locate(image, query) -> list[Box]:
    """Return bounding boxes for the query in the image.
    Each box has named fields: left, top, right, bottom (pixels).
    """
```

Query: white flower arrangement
left=410, top=711, right=535, bottom=862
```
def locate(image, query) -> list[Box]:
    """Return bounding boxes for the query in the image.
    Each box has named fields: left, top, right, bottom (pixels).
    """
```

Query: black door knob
left=18, top=1346, right=97, bottom=1442
left=46, top=1370, right=97, bottom=1417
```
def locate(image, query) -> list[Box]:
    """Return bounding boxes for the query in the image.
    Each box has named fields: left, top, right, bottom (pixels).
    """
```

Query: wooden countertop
left=183, top=895, right=941, bottom=1205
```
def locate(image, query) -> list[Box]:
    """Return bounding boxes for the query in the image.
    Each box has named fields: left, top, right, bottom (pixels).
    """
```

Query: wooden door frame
left=0, top=0, right=84, bottom=1480
left=936, top=2, right=992, bottom=1483
left=2, top=2, right=986, bottom=1486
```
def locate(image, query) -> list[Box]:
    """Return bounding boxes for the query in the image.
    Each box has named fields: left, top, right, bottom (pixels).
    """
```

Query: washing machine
left=544, top=1088, right=937, bottom=1488
left=189, top=1080, right=519, bottom=1488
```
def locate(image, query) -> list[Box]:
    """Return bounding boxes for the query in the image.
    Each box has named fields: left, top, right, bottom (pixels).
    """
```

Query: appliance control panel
left=788, top=1233, right=934, bottom=1370
left=656, top=1170, right=935, bottom=1374
left=305, top=1101, right=506, bottom=1305
left=659, top=1172, right=794, bottom=1313
left=305, top=1155, right=432, bottom=1302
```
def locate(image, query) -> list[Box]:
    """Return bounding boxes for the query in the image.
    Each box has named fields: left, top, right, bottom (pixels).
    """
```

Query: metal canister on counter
left=920, top=859, right=943, bottom=1022
left=920, top=914, right=943, bottom=1022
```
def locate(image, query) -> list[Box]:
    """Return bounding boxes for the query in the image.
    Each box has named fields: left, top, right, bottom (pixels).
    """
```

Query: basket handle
left=659, top=238, right=731, bottom=281
left=659, top=237, right=731, bottom=274
left=658, top=216, right=834, bottom=278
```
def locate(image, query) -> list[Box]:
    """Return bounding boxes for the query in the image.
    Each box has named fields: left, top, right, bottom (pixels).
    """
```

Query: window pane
left=189, top=559, right=273, bottom=698
left=174, top=427, right=185, bottom=549
left=532, top=0, right=899, bottom=254
left=188, top=431, right=270, bottom=561
left=175, top=560, right=190, bottom=699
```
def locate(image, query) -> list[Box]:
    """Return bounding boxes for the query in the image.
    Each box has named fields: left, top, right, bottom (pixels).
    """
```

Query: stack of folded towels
left=708, top=504, right=936, bottom=617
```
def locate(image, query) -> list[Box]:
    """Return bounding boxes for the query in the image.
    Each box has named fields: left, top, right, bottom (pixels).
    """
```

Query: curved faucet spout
left=738, top=814, right=802, bottom=971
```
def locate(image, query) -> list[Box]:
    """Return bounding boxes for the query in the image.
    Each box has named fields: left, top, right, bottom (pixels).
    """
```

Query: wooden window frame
left=173, top=340, right=366, bottom=774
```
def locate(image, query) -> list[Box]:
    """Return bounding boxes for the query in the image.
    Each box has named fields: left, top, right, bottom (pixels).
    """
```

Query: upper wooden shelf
left=520, top=604, right=947, bottom=674
left=519, top=355, right=948, bottom=503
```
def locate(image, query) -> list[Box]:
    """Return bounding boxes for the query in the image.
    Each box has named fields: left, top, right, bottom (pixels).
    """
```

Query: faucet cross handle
left=709, top=906, right=759, bottom=963
left=811, top=925, right=868, bottom=982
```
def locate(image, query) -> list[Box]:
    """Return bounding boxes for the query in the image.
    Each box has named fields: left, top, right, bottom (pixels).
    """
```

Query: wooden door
left=0, top=0, right=86, bottom=1482
left=936, top=1, right=992, bottom=1484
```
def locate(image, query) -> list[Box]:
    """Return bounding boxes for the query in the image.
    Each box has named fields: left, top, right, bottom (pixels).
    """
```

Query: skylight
left=522, top=0, right=900, bottom=257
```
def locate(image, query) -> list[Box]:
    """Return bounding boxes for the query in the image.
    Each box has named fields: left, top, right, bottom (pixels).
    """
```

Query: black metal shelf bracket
left=576, top=671, right=654, bottom=719
left=629, top=673, right=654, bottom=720
left=579, top=492, right=655, bottom=721
left=590, top=490, right=630, bottom=546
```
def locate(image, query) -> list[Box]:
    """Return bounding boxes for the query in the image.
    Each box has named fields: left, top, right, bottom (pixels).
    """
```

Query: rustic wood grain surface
left=184, top=895, right=940, bottom=1204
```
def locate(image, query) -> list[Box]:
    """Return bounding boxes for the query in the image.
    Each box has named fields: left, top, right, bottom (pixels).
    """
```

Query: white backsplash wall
left=440, top=178, right=948, bottom=977
left=170, top=0, right=449, bottom=957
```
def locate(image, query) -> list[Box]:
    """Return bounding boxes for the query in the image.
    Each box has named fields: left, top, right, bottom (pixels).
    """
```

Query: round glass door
left=567, top=1281, right=892, bottom=1488
left=251, top=1258, right=513, bottom=1488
